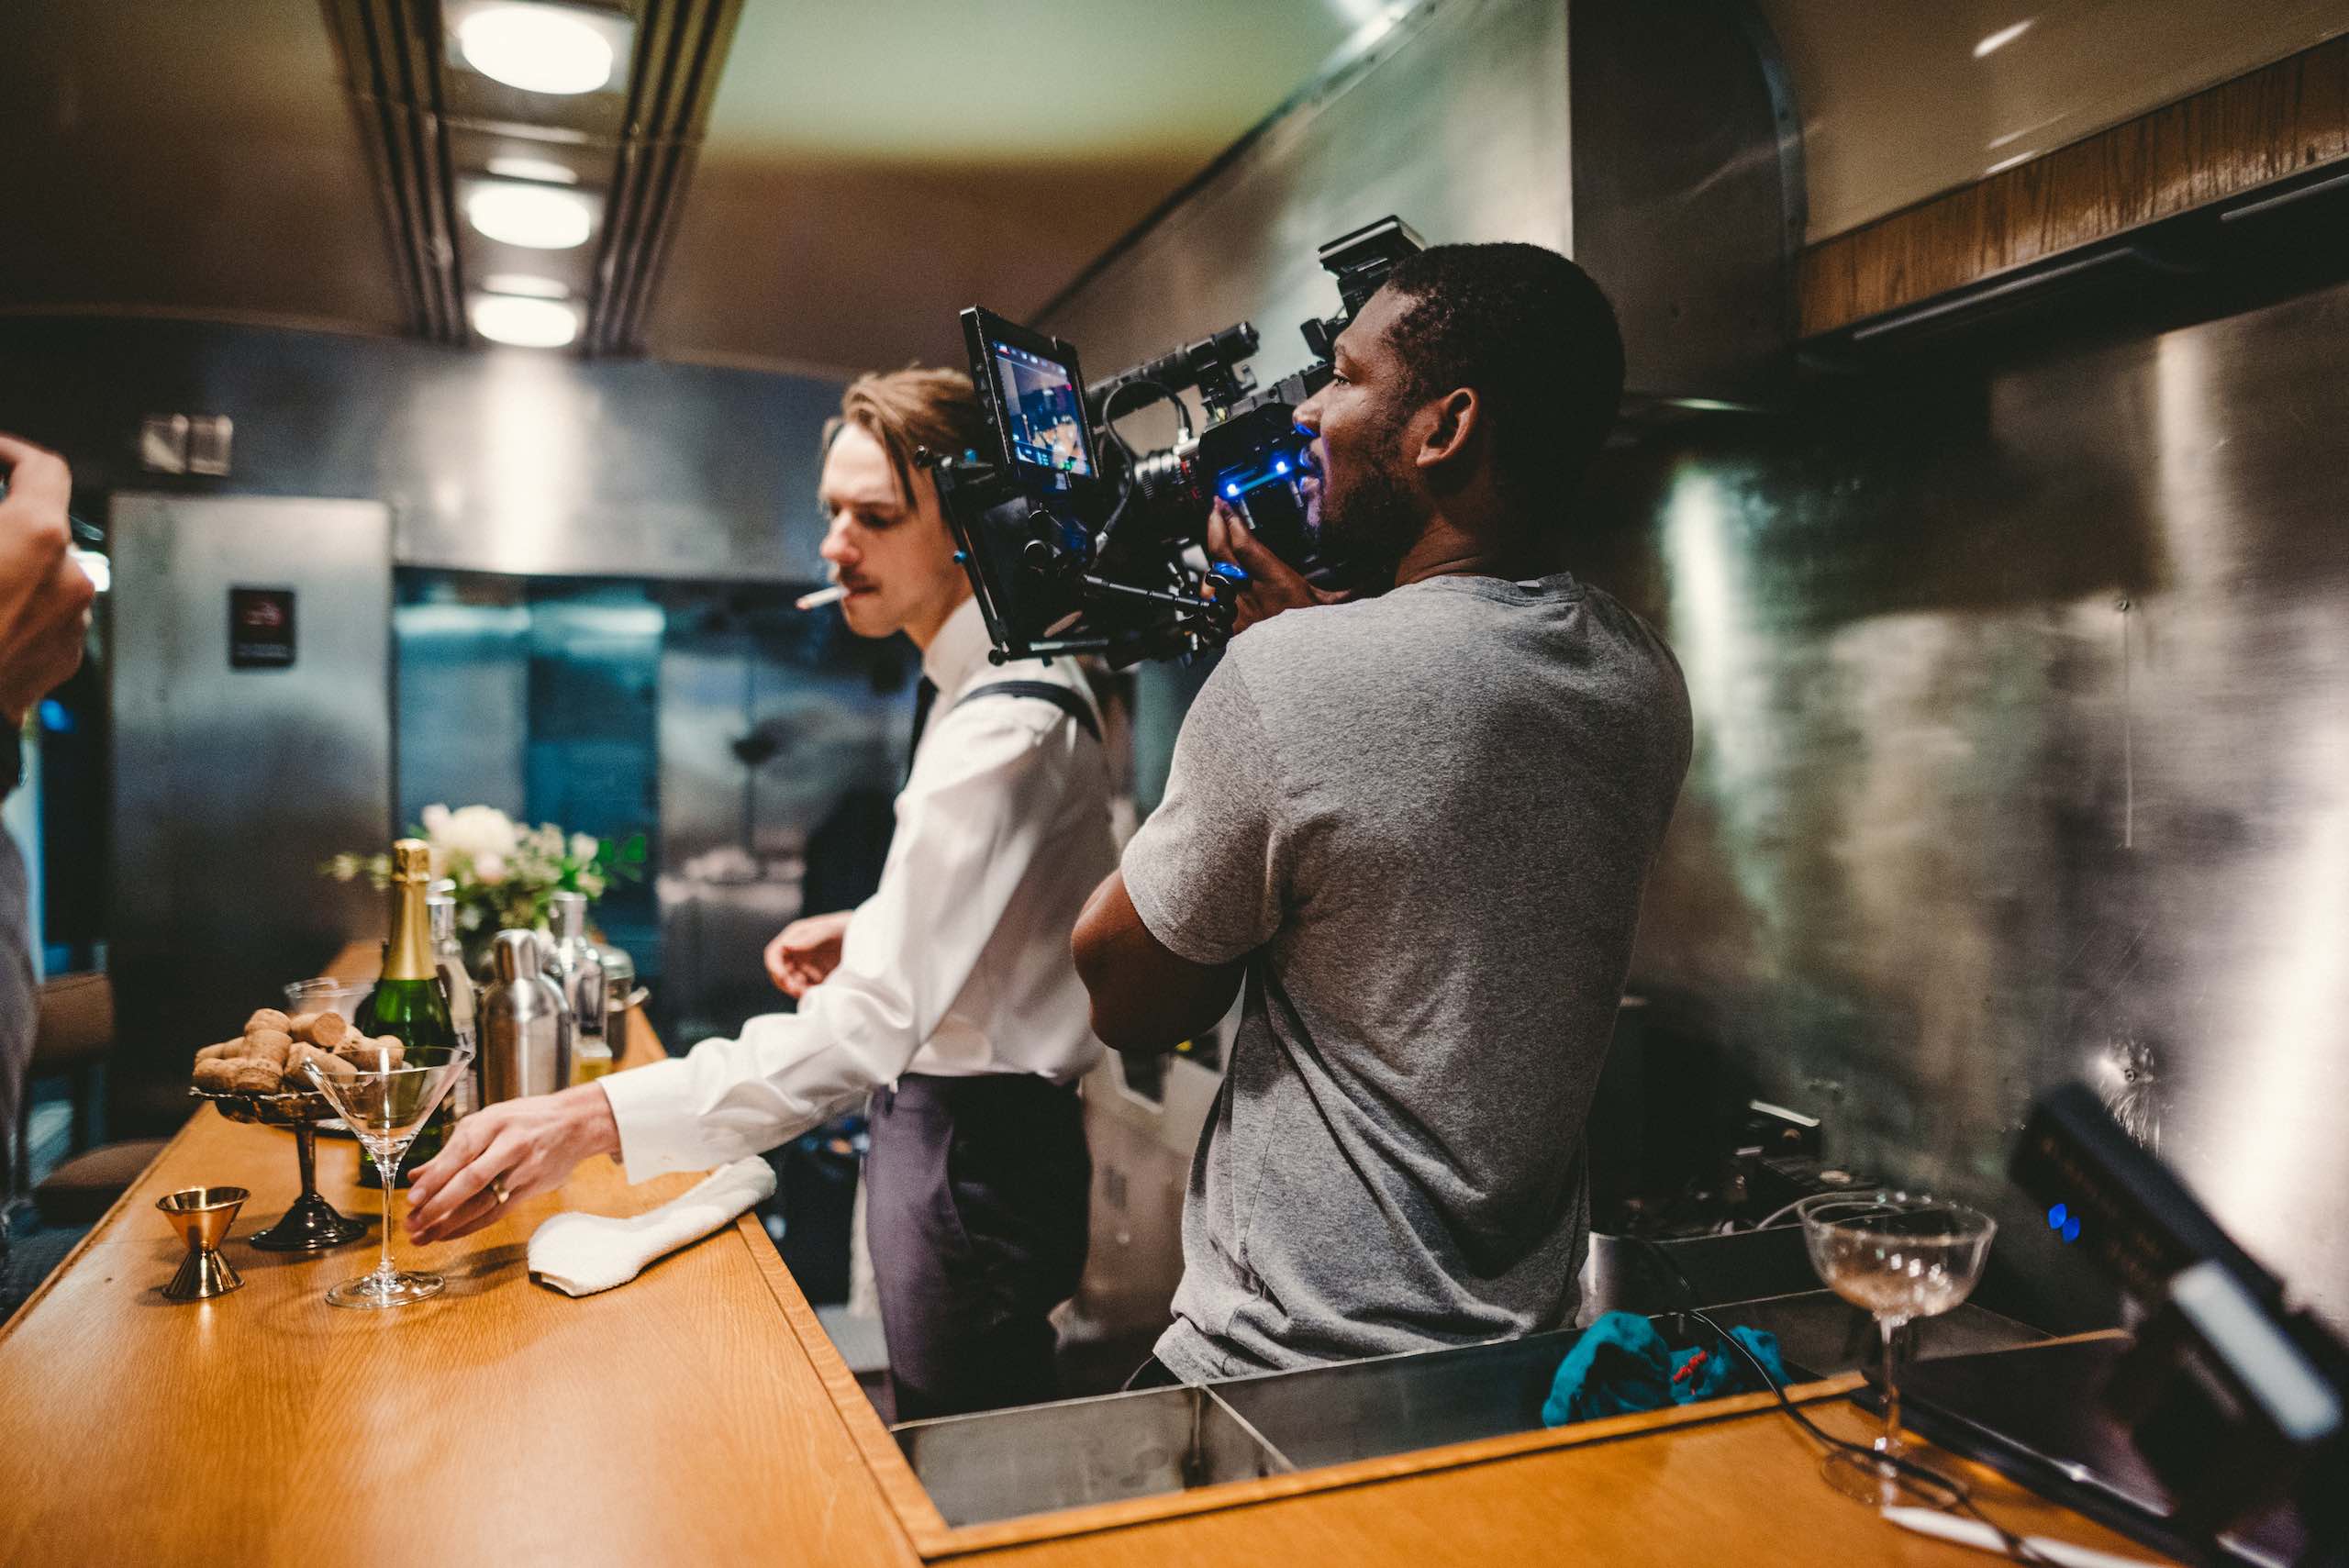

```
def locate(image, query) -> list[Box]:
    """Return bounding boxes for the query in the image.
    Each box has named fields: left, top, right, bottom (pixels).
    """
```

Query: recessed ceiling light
left=481, top=272, right=572, bottom=299
left=470, top=294, right=583, bottom=349
left=465, top=181, right=596, bottom=250
left=455, top=3, right=617, bottom=95
left=1974, top=18, right=2034, bottom=58
left=485, top=155, right=580, bottom=185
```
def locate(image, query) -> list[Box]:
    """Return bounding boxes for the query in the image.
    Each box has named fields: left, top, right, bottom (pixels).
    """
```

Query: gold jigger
left=156, top=1186, right=250, bottom=1302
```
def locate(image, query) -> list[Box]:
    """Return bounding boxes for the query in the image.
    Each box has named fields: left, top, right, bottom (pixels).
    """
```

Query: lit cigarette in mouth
left=795, top=584, right=850, bottom=611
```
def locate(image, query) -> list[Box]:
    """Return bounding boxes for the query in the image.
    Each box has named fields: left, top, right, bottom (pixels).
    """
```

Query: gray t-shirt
left=1122, top=571, right=1692, bottom=1381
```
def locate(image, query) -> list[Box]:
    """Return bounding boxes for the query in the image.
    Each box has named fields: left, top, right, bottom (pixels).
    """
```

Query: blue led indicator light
left=1225, top=483, right=1241, bottom=498
left=2046, top=1204, right=2068, bottom=1230
left=2061, top=1217, right=2083, bottom=1244
left=1274, top=459, right=1290, bottom=475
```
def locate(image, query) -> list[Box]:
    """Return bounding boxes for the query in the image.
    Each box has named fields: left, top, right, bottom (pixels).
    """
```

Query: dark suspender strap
left=950, top=680, right=1101, bottom=742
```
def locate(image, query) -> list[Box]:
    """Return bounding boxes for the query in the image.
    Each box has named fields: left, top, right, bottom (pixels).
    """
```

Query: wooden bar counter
left=1, top=984, right=2174, bottom=1566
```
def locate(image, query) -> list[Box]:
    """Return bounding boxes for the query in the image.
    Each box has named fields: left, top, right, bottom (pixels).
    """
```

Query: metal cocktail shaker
left=480, top=929, right=571, bottom=1104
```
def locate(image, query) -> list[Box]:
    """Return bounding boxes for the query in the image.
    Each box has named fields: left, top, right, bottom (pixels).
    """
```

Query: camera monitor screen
left=990, top=339, right=1092, bottom=477
left=964, top=308, right=1099, bottom=486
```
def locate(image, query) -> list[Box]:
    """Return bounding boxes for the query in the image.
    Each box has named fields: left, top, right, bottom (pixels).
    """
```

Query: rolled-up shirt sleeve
left=600, top=707, right=1072, bottom=1181
left=1119, top=656, right=1291, bottom=967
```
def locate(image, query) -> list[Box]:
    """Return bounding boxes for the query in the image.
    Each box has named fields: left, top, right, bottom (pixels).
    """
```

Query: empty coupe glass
left=1798, top=1190, right=1997, bottom=1503
left=302, top=1043, right=472, bottom=1309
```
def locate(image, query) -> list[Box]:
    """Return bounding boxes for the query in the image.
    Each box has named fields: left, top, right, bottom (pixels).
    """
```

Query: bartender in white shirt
left=407, top=369, right=1119, bottom=1419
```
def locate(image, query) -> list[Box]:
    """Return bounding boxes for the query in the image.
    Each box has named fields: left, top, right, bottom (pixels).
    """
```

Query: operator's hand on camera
left=1206, top=499, right=1350, bottom=635
left=765, top=908, right=853, bottom=997
left=406, top=1085, right=622, bottom=1244
left=0, top=432, right=95, bottom=726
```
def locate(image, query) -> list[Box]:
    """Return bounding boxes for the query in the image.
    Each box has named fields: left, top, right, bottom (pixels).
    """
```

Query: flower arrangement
left=324, top=804, right=646, bottom=966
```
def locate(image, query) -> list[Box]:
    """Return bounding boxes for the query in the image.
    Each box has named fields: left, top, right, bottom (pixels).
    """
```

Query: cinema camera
left=927, top=216, right=1424, bottom=667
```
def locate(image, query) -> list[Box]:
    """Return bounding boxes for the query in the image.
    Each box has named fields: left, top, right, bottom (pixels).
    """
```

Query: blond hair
left=822, top=367, right=990, bottom=506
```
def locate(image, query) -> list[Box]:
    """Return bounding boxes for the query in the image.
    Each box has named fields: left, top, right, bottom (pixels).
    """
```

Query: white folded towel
left=528, top=1156, right=776, bottom=1297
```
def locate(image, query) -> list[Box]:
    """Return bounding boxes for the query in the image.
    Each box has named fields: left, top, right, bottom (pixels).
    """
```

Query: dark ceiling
left=0, top=0, right=1368, bottom=376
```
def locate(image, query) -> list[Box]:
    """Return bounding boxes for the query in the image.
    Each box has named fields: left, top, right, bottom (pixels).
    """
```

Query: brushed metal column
left=109, top=495, right=391, bottom=1127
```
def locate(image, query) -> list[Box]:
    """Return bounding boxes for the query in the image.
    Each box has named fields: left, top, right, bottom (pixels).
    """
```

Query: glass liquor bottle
left=355, top=840, right=457, bottom=1186
left=429, top=893, right=480, bottom=1117
left=548, top=890, right=611, bottom=1082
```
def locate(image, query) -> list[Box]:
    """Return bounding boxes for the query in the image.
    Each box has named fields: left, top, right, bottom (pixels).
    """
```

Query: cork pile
left=191, top=1007, right=406, bottom=1095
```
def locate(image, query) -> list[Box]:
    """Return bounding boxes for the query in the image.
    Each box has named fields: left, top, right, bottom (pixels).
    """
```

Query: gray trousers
left=1, top=831, right=32, bottom=1205
left=863, top=1072, right=1091, bottom=1422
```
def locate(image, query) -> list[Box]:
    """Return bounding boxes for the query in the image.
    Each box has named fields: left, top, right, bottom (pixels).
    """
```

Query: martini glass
left=302, top=1043, right=472, bottom=1309
left=1798, top=1190, right=1997, bottom=1504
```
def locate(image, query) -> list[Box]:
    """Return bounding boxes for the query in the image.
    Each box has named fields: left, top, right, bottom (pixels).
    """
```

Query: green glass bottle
left=355, top=839, right=456, bottom=1188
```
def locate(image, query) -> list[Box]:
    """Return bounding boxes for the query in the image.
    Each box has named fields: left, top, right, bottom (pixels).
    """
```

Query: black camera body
left=932, top=216, right=1423, bottom=667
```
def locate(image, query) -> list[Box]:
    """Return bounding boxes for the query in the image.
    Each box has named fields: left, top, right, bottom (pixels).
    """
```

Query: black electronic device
left=1937, top=1083, right=2349, bottom=1565
left=963, top=307, right=1105, bottom=495
left=933, top=216, right=1424, bottom=669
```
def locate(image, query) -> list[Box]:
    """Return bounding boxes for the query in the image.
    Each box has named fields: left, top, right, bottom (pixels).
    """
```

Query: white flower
left=473, top=851, right=508, bottom=884
left=570, top=832, right=599, bottom=862
left=420, top=803, right=451, bottom=837
left=436, top=805, right=520, bottom=863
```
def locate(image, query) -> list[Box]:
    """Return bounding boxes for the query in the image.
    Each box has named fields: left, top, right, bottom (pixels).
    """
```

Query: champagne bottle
left=355, top=839, right=456, bottom=1187
left=429, top=893, right=480, bottom=1116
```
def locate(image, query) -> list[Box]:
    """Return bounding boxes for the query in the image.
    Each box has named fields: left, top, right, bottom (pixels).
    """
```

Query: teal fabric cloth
left=1541, top=1311, right=1790, bottom=1428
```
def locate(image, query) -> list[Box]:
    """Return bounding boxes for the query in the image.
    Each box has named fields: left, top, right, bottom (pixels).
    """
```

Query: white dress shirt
left=601, top=595, right=1119, bottom=1181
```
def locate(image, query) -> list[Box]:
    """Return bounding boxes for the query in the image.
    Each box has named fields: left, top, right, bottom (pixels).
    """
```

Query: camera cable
left=1625, top=1234, right=2057, bottom=1564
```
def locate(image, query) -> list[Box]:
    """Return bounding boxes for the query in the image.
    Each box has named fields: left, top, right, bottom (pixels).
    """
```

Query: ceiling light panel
left=463, top=179, right=599, bottom=250
left=470, top=293, right=584, bottom=348
left=443, top=1, right=635, bottom=97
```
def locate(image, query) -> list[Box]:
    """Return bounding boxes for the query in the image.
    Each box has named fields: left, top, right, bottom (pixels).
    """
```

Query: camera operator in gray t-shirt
left=1073, top=244, right=1692, bottom=1384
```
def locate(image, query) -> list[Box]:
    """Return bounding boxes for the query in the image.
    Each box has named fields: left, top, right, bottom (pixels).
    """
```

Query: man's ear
left=1415, top=387, right=1482, bottom=475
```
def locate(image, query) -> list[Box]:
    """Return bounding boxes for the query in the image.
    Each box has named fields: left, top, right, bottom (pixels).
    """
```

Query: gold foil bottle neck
left=383, top=839, right=438, bottom=981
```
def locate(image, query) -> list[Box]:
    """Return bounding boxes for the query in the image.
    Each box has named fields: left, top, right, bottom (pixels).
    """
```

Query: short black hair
left=1376, top=242, right=1624, bottom=505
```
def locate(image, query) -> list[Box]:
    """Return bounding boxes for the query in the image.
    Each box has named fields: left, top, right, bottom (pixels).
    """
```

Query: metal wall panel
left=0, top=317, right=844, bottom=585
left=108, top=495, right=392, bottom=1117
left=1588, top=278, right=2349, bottom=1324
left=1037, top=0, right=1797, bottom=410
left=1038, top=0, right=1571, bottom=402
left=655, top=595, right=912, bottom=1046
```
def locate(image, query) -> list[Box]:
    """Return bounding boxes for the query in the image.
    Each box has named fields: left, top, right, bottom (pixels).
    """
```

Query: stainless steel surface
left=655, top=597, right=908, bottom=1044
left=893, top=1384, right=1294, bottom=1529
left=1598, top=274, right=2349, bottom=1327
left=1038, top=0, right=1797, bottom=409
left=1707, top=1293, right=2050, bottom=1381
left=479, top=929, right=571, bottom=1104
left=109, top=495, right=392, bottom=1111
left=595, top=943, right=638, bottom=1014
left=0, top=317, right=845, bottom=584
left=1038, top=0, right=1569, bottom=415
left=1210, top=1294, right=2039, bottom=1473
left=1569, top=0, right=1802, bottom=401
left=1577, top=1228, right=1833, bottom=1321
left=1212, top=1329, right=1585, bottom=1472
left=548, top=891, right=608, bottom=1059
left=903, top=1290, right=2045, bottom=1508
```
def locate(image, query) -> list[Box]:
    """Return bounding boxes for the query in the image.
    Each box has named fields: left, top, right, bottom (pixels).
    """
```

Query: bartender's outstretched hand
left=406, top=1084, right=621, bottom=1245
left=1205, top=498, right=1351, bottom=635
left=0, top=432, right=96, bottom=725
left=764, top=908, right=852, bottom=996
